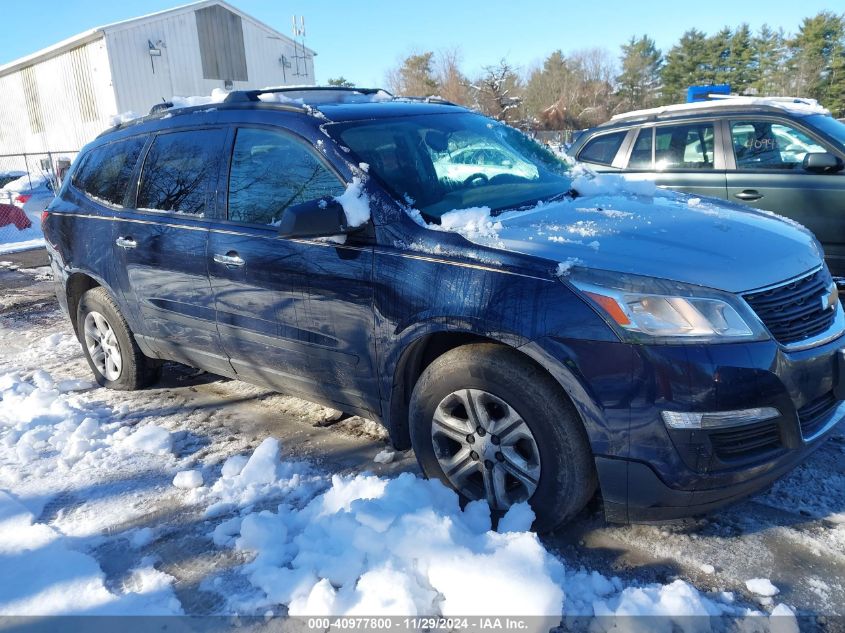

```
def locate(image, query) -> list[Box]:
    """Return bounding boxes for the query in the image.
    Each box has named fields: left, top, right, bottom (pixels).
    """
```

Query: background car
left=0, top=172, right=55, bottom=227
left=0, top=170, right=26, bottom=189
left=569, top=97, right=845, bottom=276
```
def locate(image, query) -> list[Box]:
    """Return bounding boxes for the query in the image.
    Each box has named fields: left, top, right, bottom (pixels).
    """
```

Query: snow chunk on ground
left=203, top=438, right=320, bottom=519
left=173, top=469, right=203, bottom=489
left=373, top=448, right=395, bottom=464
left=746, top=578, right=780, bottom=597
left=121, top=425, right=172, bottom=455
left=770, top=603, right=800, bottom=633
left=335, top=177, right=370, bottom=228
left=498, top=502, right=534, bottom=533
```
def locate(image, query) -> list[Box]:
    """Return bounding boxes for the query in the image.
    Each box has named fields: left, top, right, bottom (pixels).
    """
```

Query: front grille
left=797, top=391, right=839, bottom=439
left=709, top=421, right=782, bottom=461
left=743, top=269, right=836, bottom=345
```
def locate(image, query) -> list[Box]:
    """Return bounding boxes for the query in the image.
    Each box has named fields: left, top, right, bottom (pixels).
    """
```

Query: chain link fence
left=0, top=150, right=79, bottom=254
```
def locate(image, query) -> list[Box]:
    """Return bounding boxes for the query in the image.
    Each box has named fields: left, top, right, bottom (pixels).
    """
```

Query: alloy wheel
left=431, top=388, right=541, bottom=510
left=83, top=311, right=122, bottom=381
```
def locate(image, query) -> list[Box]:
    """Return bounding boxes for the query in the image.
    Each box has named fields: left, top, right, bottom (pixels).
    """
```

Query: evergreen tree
left=326, top=77, right=355, bottom=88
left=660, top=29, right=711, bottom=103
left=788, top=12, right=845, bottom=115
left=386, top=52, right=439, bottom=96
left=616, top=35, right=663, bottom=110
left=726, top=25, right=757, bottom=92
left=753, top=25, right=789, bottom=95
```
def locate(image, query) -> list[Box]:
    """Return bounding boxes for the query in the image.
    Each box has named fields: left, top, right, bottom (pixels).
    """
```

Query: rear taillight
left=41, top=210, right=49, bottom=224
left=14, top=194, right=31, bottom=207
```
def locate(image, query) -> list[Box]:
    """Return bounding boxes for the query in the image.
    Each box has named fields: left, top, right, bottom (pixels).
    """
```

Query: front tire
left=409, top=343, right=596, bottom=532
left=76, top=287, right=161, bottom=390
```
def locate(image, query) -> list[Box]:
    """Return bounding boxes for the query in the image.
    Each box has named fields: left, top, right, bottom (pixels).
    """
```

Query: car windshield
left=328, top=112, right=573, bottom=219
left=806, top=114, right=845, bottom=147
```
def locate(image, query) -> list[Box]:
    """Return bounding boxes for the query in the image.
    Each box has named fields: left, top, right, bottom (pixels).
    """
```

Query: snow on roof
left=0, top=0, right=314, bottom=77
left=610, top=96, right=831, bottom=122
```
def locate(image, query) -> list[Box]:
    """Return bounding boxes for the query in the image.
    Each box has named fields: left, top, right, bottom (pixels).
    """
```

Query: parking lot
left=1, top=250, right=843, bottom=620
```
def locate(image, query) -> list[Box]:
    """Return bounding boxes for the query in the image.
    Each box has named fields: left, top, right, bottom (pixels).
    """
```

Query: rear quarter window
left=578, top=131, right=626, bottom=166
left=72, top=136, right=147, bottom=206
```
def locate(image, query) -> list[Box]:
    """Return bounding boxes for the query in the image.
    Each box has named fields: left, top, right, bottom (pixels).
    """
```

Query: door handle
left=734, top=190, right=763, bottom=201
left=213, top=252, right=245, bottom=267
left=115, top=236, right=137, bottom=249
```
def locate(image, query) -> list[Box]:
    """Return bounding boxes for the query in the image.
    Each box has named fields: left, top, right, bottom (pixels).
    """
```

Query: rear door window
left=578, top=131, right=626, bottom=166
left=137, top=129, right=225, bottom=216
left=227, top=127, right=345, bottom=225
left=73, top=136, right=147, bottom=206
left=654, top=123, right=715, bottom=170
left=731, top=120, right=828, bottom=170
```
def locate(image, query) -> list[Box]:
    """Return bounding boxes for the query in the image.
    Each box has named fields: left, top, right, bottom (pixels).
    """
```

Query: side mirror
left=803, top=152, right=844, bottom=174
left=276, top=198, right=352, bottom=239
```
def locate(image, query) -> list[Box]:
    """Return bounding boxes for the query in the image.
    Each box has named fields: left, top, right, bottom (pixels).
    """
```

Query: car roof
left=597, top=96, right=829, bottom=130
left=99, top=86, right=469, bottom=139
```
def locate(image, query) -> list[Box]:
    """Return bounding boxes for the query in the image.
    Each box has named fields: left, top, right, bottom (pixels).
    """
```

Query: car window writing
left=732, top=121, right=827, bottom=170
left=579, top=132, right=626, bottom=166
left=137, top=129, right=224, bottom=216
left=228, top=128, right=345, bottom=225
left=73, top=136, right=147, bottom=206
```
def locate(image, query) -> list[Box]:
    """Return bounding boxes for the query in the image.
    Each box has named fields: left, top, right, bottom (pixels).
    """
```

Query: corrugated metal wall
left=106, top=5, right=315, bottom=117
left=0, top=38, right=115, bottom=154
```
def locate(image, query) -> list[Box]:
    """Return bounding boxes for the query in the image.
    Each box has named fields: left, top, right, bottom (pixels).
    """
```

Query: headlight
left=565, top=268, right=769, bottom=344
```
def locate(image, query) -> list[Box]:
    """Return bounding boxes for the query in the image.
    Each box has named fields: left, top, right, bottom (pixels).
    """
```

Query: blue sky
left=2, top=0, right=840, bottom=86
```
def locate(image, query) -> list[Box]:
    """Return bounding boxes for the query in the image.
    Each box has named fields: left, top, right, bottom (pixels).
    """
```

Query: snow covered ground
left=0, top=259, right=842, bottom=629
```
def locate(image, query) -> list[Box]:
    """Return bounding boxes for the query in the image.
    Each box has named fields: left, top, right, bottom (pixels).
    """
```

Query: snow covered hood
left=490, top=191, right=822, bottom=294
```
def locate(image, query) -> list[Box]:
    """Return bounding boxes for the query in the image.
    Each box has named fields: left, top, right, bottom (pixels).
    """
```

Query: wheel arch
left=384, top=325, right=594, bottom=453
left=65, top=271, right=104, bottom=335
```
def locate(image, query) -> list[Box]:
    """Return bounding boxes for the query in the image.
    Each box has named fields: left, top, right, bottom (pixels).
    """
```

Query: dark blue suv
left=43, top=87, right=845, bottom=530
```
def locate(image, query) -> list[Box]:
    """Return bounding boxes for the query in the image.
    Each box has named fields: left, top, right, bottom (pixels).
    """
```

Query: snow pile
left=1, top=172, right=48, bottom=194
left=571, top=169, right=657, bottom=198
left=169, top=88, right=229, bottom=109
left=438, top=207, right=504, bottom=244
left=224, top=471, right=564, bottom=618
left=109, top=111, right=141, bottom=127
left=209, top=441, right=758, bottom=622
left=556, top=258, right=583, bottom=276
left=334, top=177, right=371, bottom=228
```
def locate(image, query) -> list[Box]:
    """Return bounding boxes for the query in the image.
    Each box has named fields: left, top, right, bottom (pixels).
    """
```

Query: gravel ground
left=1, top=252, right=843, bottom=619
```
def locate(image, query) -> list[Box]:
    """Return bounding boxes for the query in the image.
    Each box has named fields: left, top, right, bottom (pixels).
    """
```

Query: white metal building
left=0, top=0, right=316, bottom=155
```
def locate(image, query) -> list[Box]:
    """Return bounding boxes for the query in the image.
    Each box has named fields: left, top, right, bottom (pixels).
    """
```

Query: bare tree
left=471, top=59, right=523, bottom=122
left=435, top=48, right=471, bottom=105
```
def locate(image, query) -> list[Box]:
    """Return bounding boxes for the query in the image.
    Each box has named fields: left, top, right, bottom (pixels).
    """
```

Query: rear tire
left=409, top=343, right=596, bottom=532
left=76, top=287, right=161, bottom=390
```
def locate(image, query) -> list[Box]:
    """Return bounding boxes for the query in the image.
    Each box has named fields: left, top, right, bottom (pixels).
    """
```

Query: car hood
left=488, top=191, right=822, bottom=294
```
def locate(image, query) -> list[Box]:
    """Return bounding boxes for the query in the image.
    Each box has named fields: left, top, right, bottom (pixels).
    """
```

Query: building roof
left=0, top=0, right=314, bottom=77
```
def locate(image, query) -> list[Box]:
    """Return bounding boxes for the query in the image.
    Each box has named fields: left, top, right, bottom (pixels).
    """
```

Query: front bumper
left=597, top=399, right=845, bottom=522
left=528, top=330, right=845, bottom=522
